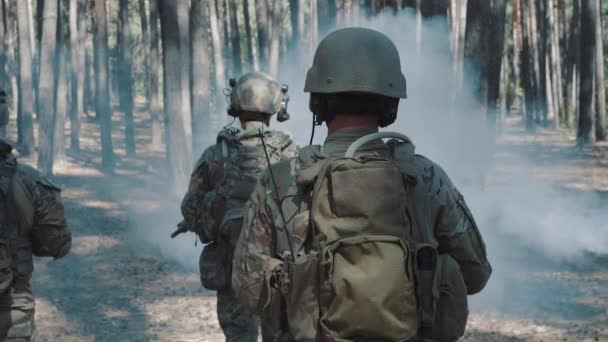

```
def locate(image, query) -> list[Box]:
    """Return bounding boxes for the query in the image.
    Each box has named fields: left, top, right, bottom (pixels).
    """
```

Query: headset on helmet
left=226, top=76, right=290, bottom=122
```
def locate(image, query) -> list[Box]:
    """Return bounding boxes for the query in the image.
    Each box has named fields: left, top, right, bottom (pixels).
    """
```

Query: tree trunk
left=68, top=0, right=84, bottom=151
left=37, top=0, right=58, bottom=175
left=228, top=0, right=242, bottom=75
left=149, top=0, right=163, bottom=149
left=93, top=0, right=115, bottom=169
left=594, top=0, right=606, bottom=140
left=118, top=0, right=136, bottom=156
left=268, top=0, right=281, bottom=77
left=244, top=0, right=257, bottom=69
left=512, top=0, right=522, bottom=115
left=159, top=0, right=192, bottom=191
left=256, top=0, right=269, bottom=67
left=464, top=1, right=491, bottom=108
left=209, top=0, right=226, bottom=119
left=0, top=0, right=7, bottom=88
left=139, top=0, right=150, bottom=107
left=486, top=0, right=507, bottom=127
left=191, top=0, right=212, bottom=155
left=54, top=13, right=67, bottom=171
left=578, top=0, right=596, bottom=144
left=176, top=0, right=192, bottom=147
left=16, top=0, right=35, bottom=155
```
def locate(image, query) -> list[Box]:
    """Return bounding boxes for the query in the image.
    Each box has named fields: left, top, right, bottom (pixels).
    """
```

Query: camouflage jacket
left=0, top=153, right=71, bottom=311
left=232, top=128, right=492, bottom=315
left=180, top=122, right=298, bottom=243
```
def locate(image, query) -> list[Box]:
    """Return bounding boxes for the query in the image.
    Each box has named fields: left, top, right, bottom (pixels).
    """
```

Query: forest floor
left=6, top=111, right=608, bottom=342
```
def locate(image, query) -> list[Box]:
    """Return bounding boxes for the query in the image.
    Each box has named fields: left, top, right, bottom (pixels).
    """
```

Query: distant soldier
left=0, top=89, right=9, bottom=138
left=179, top=72, right=298, bottom=342
left=0, top=139, right=72, bottom=341
left=233, top=28, right=492, bottom=341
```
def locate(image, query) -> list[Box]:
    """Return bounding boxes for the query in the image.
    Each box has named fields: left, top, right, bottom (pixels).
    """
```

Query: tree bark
left=139, top=0, right=150, bottom=106
left=594, top=0, right=606, bottom=140
left=256, top=0, right=269, bottom=67
left=149, top=0, right=163, bottom=149
left=68, top=0, right=85, bottom=151
left=159, top=0, right=192, bottom=191
left=118, top=0, right=136, bottom=156
left=228, top=0, right=242, bottom=75
left=578, top=0, right=596, bottom=144
left=93, top=0, right=115, bottom=169
left=54, top=9, right=68, bottom=170
left=16, top=0, right=35, bottom=155
left=268, top=0, right=281, bottom=77
left=486, top=0, right=507, bottom=127
left=209, top=0, right=226, bottom=118
left=37, top=0, right=58, bottom=175
left=176, top=0, right=192, bottom=145
left=191, top=0, right=212, bottom=155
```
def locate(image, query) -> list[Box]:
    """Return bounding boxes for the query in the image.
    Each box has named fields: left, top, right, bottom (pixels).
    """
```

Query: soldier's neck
left=240, top=120, right=268, bottom=131
left=327, top=114, right=379, bottom=136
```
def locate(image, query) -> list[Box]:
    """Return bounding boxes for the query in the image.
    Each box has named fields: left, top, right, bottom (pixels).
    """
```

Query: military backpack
left=275, top=132, right=468, bottom=342
left=200, top=127, right=291, bottom=291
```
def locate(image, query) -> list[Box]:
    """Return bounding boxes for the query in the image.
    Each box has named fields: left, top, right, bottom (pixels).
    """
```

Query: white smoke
left=272, top=10, right=608, bottom=312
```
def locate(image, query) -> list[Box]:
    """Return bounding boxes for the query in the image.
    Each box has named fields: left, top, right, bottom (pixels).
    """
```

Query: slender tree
left=38, top=0, right=58, bottom=175
left=594, top=0, right=606, bottom=140
left=228, top=0, right=242, bottom=75
left=268, top=0, right=282, bottom=77
left=149, top=0, right=163, bottom=149
left=93, top=0, right=115, bottom=169
left=177, top=0, right=192, bottom=141
left=138, top=0, right=150, bottom=105
left=54, top=1, right=68, bottom=170
left=191, top=0, right=212, bottom=155
left=209, top=0, right=226, bottom=118
left=69, top=0, right=85, bottom=151
left=16, top=0, right=35, bottom=154
left=256, top=0, right=270, bottom=67
left=118, top=0, right=136, bottom=156
left=0, top=0, right=7, bottom=88
left=578, top=0, right=596, bottom=144
left=159, top=0, right=192, bottom=191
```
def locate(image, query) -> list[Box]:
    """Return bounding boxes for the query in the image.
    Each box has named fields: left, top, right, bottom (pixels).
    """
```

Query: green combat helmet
left=227, top=71, right=290, bottom=122
left=304, top=27, right=407, bottom=127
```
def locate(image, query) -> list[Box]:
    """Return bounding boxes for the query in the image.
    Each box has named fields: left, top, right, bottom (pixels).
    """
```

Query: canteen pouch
left=282, top=253, right=320, bottom=341
left=199, top=241, right=230, bottom=290
left=422, top=254, right=469, bottom=342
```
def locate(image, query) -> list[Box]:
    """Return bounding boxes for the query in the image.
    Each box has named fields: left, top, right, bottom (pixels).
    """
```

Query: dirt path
left=7, top=115, right=607, bottom=342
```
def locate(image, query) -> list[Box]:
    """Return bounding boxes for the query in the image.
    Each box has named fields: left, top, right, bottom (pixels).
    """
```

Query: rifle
left=170, top=221, right=189, bottom=238
left=258, top=129, right=296, bottom=262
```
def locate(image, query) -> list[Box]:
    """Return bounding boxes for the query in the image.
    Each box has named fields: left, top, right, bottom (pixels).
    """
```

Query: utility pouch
left=199, top=241, right=230, bottom=290
left=422, top=254, right=469, bottom=342
left=415, top=244, right=439, bottom=329
left=282, top=252, right=320, bottom=342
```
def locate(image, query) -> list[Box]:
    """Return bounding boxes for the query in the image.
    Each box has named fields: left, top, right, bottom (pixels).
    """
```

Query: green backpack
left=200, top=127, right=289, bottom=291
left=278, top=133, right=422, bottom=341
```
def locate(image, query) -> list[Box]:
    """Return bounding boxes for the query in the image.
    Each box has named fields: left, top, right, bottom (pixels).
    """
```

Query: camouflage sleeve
left=29, top=177, right=71, bottom=259
left=232, top=172, right=283, bottom=314
left=281, top=135, right=299, bottom=160
left=180, top=145, right=222, bottom=241
left=415, top=156, right=492, bottom=295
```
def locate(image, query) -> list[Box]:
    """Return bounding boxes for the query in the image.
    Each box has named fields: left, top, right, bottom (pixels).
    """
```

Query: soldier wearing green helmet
left=178, top=71, right=297, bottom=341
left=233, top=28, right=491, bottom=341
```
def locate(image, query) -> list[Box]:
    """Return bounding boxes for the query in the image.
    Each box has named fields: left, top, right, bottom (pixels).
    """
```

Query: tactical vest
left=0, top=157, right=34, bottom=294
left=200, top=127, right=291, bottom=291
left=272, top=133, right=468, bottom=342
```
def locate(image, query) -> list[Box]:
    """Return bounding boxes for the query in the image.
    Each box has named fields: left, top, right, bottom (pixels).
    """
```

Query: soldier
left=0, top=139, right=71, bottom=341
left=179, top=72, right=298, bottom=342
left=233, top=28, right=492, bottom=341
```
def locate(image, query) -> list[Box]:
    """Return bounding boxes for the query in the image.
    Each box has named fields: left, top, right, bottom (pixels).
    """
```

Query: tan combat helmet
left=228, top=71, right=289, bottom=122
left=305, top=28, right=407, bottom=127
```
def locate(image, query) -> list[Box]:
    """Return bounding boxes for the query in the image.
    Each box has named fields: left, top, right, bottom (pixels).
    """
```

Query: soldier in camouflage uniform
left=233, top=28, right=492, bottom=341
left=0, top=139, right=71, bottom=341
left=180, top=72, right=298, bottom=342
